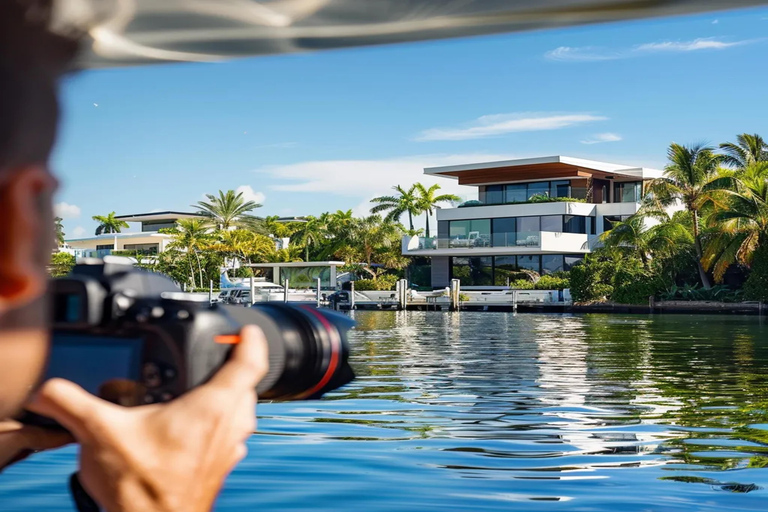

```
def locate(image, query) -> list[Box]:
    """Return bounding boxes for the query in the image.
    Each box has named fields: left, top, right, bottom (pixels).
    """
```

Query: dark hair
left=0, top=0, right=80, bottom=172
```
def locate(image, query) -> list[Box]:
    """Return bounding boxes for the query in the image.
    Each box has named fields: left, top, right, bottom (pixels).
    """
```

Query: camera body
left=23, top=257, right=354, bottom=427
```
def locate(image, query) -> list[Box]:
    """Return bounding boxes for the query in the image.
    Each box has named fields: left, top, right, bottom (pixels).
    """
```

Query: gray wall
left=431, top=256, right=450, bottom=288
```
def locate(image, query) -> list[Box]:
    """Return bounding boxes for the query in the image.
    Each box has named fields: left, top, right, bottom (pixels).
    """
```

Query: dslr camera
left=23, top=257, right=355, bottom=427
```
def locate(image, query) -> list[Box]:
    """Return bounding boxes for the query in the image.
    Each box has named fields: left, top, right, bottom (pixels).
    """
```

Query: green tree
left=719, top=133, right=768, bottom=169
left=164, top=219, right=213, bottom=288
left=414, top=183, right=460, bottom=238
left=294, top=216, right=327, bottom=262
left=54, top=216, right=65, bottom=245
left=702, top=162, right=768, bottom=282
left=92, top=212, right=129, bottom=235
left=193, top=189, right=262, bottom=231
left=645, top=143, right=724, bottom=288
left=340, top=215, right=405, bottom=278
left=370, top=185, right=421, bottom=231
left=600, top=212, right=693, bottom=268
left=49, top=251, right=75, bottom=277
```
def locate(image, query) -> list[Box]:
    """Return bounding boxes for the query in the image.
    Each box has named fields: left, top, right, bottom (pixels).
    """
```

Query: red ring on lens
left=295, top=306, right=341, bottom=399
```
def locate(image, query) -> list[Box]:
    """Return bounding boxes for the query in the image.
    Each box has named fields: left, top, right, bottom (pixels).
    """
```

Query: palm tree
left=165, top=219, right=212, bottom=288
left=370, top=185, right=421, bottom=231
left=343, top=215, right=404, bottom=277
left=92, top=212, right=129, bottom=235
left=719, top=133, right=768, bottom=169
left=294, top=216, right=327, bottom=262
left=645, top=143, right=723, bottom=288
left=54, top=216, right=65, bottom=245
left=702, top=162, right=768, bottom=282
left=193, top=190, right=262, bottom=231
left=414, top=183, right=461, bottom=238
left=600, top=213, right=693, bottom=267
left=213, top=229, right=275, bottom=264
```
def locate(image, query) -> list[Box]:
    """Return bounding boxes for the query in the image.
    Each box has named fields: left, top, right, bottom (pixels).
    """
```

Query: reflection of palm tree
left=414, top=183, right=460, bottom=238
left=193, top=189, right=262, bottom=231
left=92, top=212, right=129, bottom=235
left=645, top=143, right=723, bottom=288
left=370, top=185, right=421, bottom=231
left=719, top=133, right=768, bottom=169
left=703, top=162, right=768, bottom=281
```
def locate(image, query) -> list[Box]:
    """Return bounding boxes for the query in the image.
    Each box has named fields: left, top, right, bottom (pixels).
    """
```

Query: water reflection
left=3, top=312, right=768, bottom=511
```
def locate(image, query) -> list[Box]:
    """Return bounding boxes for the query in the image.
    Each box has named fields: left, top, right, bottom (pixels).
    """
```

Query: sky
left=53, top=6, right=768, bottom=238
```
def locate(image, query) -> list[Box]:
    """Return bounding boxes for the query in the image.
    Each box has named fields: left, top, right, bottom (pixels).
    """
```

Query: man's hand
left=0, top=419, right=73, bottom=472
left=26, top=325, right=268, bottom=512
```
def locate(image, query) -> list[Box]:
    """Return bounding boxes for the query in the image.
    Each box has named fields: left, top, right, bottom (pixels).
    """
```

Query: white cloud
left=54, top=201, right=81, bottom=219
left=581, top=133, right=623, bottom=145
left=235, top=185, right=266, bottom=205
left=72, top=226, right=87, bottom=237
left=712, top=19, right=719, bottom=25
left=546, top=37, right=754, bottom=62
left=258, top=153, right=518, bottom=205
left=414, top=113, right=608, bottom=141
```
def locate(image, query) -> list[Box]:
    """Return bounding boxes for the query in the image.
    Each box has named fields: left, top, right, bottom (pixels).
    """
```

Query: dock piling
left=450, top=279, right=460, bottom=312
left=250, top=275, right=256, bottom=306
left=350, top=281, right=356, bottom=310
left=317, top=278, right=322, bottom=308
left=283, top=279, right=289, bottom=303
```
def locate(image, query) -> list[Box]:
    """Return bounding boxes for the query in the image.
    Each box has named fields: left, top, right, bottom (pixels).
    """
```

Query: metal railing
left=413, top=233, right=541, bottom=250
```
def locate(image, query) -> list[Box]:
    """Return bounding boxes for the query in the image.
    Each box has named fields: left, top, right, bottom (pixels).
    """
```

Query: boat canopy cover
left=50, top=0, right=766, bottom=67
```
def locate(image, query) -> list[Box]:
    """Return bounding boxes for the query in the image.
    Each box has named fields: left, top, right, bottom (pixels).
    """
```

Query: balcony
left=402, top=232, right=593, bottom=256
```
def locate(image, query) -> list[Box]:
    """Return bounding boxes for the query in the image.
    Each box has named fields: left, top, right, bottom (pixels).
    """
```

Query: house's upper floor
left=426, top=155, right=662, bottom=206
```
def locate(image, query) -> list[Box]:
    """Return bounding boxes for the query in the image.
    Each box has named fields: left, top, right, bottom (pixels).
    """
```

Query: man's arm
left=26, top=325, right=268, bottom=512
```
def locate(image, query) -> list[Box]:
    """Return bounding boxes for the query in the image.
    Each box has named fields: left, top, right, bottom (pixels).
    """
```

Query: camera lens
left=225, top=304, right=355, bottom=400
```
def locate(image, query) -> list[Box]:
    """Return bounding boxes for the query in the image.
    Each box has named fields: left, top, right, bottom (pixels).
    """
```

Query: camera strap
left=69, top=472, right=102, bottom=512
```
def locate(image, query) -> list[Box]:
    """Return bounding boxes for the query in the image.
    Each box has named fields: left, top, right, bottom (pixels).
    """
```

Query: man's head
left=0, top=0, right=79, bottom=417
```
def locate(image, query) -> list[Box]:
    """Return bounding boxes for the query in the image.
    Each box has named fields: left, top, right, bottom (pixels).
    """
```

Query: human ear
left=0, top=165, right=56, bottom=317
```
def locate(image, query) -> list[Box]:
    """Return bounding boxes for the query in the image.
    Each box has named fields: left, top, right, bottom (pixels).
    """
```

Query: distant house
left=401, top=155, right=664, bottom=289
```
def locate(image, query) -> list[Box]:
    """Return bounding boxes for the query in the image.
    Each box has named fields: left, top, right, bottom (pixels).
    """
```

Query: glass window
left=551, top=180, right=570, bottom=198
left=587, top=217, right=595, bottom=235
left=517, top=255, right=541, bottom=274
left=505, top=184, right=527, bottom=203
left=603, top=216, right=627, bottom=231
left=563, top=215, right=587, bottom=234
left=570, top=181, right=588, bottom=200
left=142, top=221, right=177, bottom=232
left=449, top=220, right=490, bottom=247
left=485, top=185, right=504, bottom=205
left=541, top=215, right=563, bottom=232
left=516, top=217, right=540, bottom=246
left=564, top=254, right=585, bottom=270
left=451, top=257, right=492, bottom=286
left=492, top=217, right=516, bottom=247
left=542, top=255, right=564, bottom=275
left=493, top=256, right=519, bottom=286
left=96, top=244, right=114, bottom=250
left=614, top=181, right=643, bottom=203
left=123, top=243, right=159, bottom=253
left=437, top=220, right=450, bottom=238
left=527, top=182, right=550, bottom=200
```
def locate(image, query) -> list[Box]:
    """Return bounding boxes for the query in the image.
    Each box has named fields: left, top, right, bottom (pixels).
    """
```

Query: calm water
left=4, top=312, right=768, bottom=511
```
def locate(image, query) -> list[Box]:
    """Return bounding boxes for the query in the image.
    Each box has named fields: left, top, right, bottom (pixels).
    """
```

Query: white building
left=401, top=156, right=663, bottom=289
left=65, top=211, right=202, bottom=258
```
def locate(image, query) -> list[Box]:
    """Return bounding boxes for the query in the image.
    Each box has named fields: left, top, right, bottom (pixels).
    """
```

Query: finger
left=25, top=379, right=113, bottom=441
left=208, top=325, right=269, bottom=391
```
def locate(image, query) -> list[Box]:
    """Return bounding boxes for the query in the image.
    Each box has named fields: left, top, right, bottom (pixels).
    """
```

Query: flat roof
left=65, top=232, right=170, bottom=243
left=245, top=262, right=345, bottom=268
left=114, top=211, right=204, bottom=223
left=425, top=155, right=663, bottom=186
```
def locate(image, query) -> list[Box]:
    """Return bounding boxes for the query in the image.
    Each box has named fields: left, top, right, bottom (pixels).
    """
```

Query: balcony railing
left=413, top=233, right=541, bottom=250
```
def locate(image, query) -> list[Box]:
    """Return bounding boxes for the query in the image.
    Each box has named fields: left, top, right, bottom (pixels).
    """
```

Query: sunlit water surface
left=4, top=312, right=768, bottom=511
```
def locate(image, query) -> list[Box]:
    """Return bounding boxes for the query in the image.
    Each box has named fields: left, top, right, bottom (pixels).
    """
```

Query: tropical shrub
left=569, top=254, right=617, bottom=303
left=660, top=284, right=744, bottom=303
left=535, top=273, right=570, bottom=290
left=612, top=262, right=666, bottom=305
left=353, top=274, right=399, bottom=291
left=50, top=252, right=76, bottom=277
left=509, top=279, right=535, bottom=290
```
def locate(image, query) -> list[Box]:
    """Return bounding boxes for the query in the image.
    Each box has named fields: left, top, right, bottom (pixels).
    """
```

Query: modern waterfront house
left=64, top=211, right=297, bottom=258
left=401, top=156, right=664, bottom=289
left=64, top=211, right=203, bottom=258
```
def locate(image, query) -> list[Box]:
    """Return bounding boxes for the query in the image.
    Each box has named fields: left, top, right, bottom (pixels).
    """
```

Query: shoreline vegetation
left=53, top=133, right=768, bottom=311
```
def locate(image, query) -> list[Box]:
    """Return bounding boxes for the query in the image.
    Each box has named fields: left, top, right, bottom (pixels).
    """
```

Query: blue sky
left=53, top=6, right=768, bottom=238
